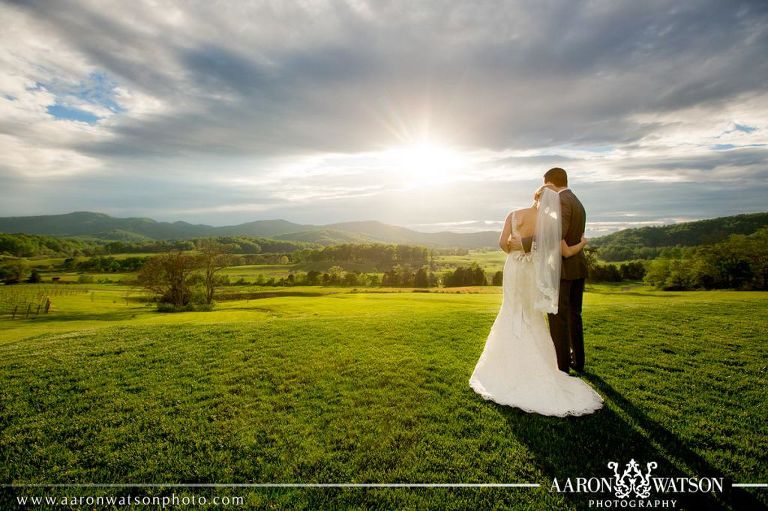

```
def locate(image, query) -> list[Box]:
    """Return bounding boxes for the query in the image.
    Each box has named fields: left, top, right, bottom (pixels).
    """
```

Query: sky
left=1, top=0, right=767, bottom=236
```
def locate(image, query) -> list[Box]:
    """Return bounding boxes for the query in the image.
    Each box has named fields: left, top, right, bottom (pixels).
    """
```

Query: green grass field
left=0, top=283, right=766, bottom=510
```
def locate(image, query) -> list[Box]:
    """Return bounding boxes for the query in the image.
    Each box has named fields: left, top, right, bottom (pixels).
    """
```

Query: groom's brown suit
left=522, top=189, right=588, bottom=373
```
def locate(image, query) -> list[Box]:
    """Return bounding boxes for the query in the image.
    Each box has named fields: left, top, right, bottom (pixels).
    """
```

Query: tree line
left=643, top=227, right=768, bottom=290
left=6, top=229, right=765, bottom=293
left=0, top=233, right=96, bottom=258
left=590, top=212, right=768, bottom=262
left=0, top=232, right=314, bottom=258
left=293, top=243, right=433, bottom=269
left=105, top=236, right=311, bottom=255
left=263, top=265, right=484, bottom=288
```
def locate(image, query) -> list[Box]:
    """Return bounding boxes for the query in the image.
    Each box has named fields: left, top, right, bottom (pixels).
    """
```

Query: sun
left=383, top=141, right=463, bottom=187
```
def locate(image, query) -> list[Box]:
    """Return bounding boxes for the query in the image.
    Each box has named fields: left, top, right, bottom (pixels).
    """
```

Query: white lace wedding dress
left=469, top=211, right=604, bottom=417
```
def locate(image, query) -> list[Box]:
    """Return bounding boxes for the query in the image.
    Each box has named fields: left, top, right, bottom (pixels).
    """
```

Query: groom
left=511, top=168, right=588, bottom=373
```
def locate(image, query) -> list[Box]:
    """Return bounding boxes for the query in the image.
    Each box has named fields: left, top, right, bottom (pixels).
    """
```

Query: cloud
left=0, top=0, right=767, bottom=232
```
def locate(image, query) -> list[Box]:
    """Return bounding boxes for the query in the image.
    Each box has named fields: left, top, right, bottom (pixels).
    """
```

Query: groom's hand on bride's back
left=507, top=235, right=533, bottom=253
left=520, top=236, right=533, bottom=253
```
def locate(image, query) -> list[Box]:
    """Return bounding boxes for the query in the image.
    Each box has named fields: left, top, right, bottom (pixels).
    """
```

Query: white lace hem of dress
left=468, top=377, right=604, bottom=418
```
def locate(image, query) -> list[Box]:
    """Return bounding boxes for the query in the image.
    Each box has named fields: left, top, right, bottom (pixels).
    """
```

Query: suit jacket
left=522, top=189, right=588, bottom=280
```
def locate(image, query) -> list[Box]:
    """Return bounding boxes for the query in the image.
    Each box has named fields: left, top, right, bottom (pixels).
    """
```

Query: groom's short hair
left=544, top=167, right=568, bottom=187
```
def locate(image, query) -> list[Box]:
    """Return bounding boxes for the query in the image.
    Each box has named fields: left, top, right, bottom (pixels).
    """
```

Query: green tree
left=328, top=265, right=344, bottom=285
left=305, top=270, right=321, bottom=285
left=414, top=267, right=429, bottom=288
left=197, top=240, right=234, bottom=305
left=1, top=259, right=28, bottom=284
left=27, top=269, right=42, bottom=283
left=137, top=250, right=202, bottom=308
left=619, top=262, right=646, bottom=281
left=343, top=271, right=360, bottom=286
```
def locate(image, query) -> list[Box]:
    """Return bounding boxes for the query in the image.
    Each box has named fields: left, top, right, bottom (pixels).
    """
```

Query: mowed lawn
left=0, top=286, right=766, bottom=510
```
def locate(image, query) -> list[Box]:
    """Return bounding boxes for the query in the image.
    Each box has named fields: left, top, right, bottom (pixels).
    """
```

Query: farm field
left=1, top=248, right=510, bottom=286
left=0, top=283, right=766, bottom=509
left=434, top=249, right=508, bottom=274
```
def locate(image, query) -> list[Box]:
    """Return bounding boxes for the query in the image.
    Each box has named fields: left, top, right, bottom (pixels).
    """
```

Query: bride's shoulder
left=505, top=208, right=524, bottom=223
left=511, top=207, right=535, bottom=218
left=505, top=207, right=535, bottom=226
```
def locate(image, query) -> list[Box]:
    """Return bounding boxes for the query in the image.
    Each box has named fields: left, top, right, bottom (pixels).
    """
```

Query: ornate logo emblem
left=607, top=459, right=658, bottom=499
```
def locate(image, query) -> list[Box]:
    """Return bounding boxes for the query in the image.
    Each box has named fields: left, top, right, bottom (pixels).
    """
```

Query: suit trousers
left=547, top=278, right=585, bottom=373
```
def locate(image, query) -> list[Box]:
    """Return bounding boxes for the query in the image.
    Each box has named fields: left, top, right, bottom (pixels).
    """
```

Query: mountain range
left=1, top=210, right=766, bottom=250
left=0, top=211, right=500, bottom=249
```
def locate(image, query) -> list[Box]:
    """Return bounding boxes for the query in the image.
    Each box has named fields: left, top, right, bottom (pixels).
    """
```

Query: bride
left=469, top=185, right=603, bottom=416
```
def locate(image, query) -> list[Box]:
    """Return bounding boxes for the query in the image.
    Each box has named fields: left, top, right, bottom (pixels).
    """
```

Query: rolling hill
left=0, top=211, right=499, bottom=249
left=2, top=210, right=765, bottom=252
left=590, top=212, right=768, bottom=248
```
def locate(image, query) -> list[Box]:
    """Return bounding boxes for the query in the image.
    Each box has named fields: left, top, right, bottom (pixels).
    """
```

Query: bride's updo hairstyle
left=544, top=167, right=568, bottom=187
left=533, top=183, right=558, bottom=207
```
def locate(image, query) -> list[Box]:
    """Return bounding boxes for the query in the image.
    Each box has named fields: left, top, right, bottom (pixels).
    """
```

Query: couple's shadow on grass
left=493, top=372, right=765, bottom=510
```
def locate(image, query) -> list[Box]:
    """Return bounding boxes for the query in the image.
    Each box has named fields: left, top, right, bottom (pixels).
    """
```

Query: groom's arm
left=561, top=195, right=572, bottom=239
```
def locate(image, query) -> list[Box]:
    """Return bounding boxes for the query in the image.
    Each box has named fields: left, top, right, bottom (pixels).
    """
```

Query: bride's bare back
left=499, top=204, right=586, bottom=258
left=499, top=207, right=536, bottom=252
left=513, top=207, right=537, bottom=238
